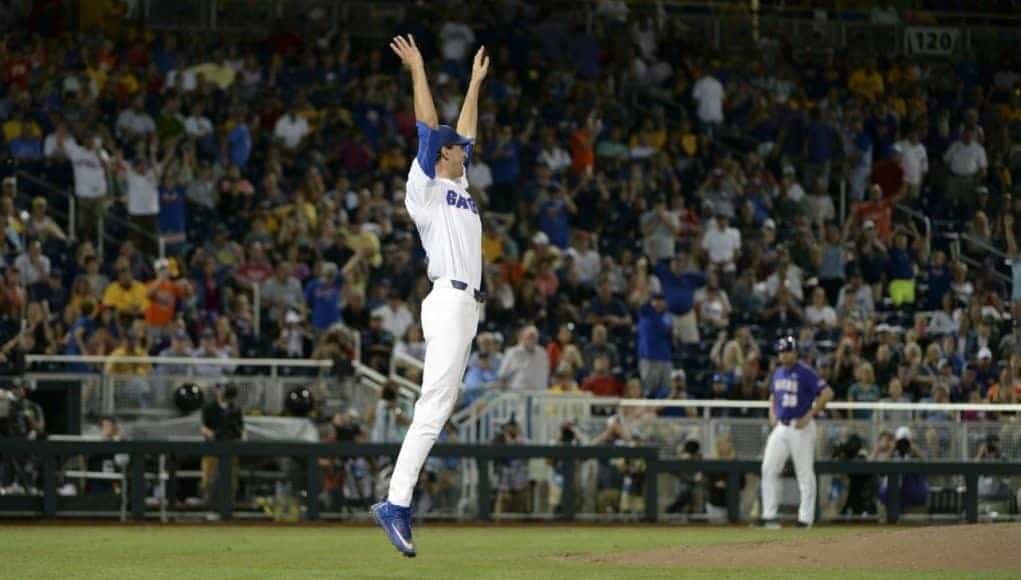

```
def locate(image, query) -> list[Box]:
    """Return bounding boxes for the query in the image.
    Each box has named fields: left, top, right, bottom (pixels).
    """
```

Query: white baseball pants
left=388, top=286, right=480, bottom=507
left=760, top=419, right=817, bottom=525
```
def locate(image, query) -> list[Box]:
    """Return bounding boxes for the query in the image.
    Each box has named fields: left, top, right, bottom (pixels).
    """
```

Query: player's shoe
left=795, top=521, right=812, bottom=528
left=371, top=501, right=416, bottom=557
left=753, top=519, right=782, bottom=530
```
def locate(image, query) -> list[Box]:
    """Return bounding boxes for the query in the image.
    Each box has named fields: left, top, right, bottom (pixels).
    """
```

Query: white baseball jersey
left=404, top=123, right=482, bottom=290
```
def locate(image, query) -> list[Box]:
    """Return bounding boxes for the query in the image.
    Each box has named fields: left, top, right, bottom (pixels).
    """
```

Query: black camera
left=0, top=388, right=29, bottom=438
left=683, top=440, right=701, bottom=456
left=894, top=437, right=912, bottom=456
left=833, top=434, right=865, bottom=460
left=986, top=434, right=1000, bottom=456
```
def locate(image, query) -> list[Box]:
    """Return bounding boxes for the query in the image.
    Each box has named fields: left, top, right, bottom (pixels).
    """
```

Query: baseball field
left=3, top=523, right=1020, bottom=578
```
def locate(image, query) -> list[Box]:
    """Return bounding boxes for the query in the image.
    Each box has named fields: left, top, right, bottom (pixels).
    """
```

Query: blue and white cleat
left=371, top=501, right=416, bottom=558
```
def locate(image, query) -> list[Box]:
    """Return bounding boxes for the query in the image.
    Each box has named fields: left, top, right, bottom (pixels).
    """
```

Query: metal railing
left=456, top=392, right=1021, bottom=459
left=24, top=352, right=418, bottom=423
left=2, top=439, right=1018, bottom=524
left=14, top=169, right=160, bottom=259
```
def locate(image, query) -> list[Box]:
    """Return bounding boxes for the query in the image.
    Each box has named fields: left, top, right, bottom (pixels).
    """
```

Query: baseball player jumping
left=760, top=336, right=834, bottom=528
left=371, top=35, right=489, bottom=558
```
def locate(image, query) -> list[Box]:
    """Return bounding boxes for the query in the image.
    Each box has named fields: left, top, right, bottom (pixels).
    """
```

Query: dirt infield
left=599, top=524, right=1021, bottom=572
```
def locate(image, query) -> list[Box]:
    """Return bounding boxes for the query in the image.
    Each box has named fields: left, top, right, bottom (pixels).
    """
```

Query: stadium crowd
left=0, top=0, right=1020, bottom=435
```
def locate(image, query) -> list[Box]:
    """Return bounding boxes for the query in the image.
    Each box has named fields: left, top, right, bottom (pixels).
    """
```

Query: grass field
left=2, top=524, right=1017, bottom=579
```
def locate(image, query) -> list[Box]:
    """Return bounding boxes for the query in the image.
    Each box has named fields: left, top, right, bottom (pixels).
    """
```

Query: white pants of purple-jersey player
left=761, top=419, right=817, bottom=526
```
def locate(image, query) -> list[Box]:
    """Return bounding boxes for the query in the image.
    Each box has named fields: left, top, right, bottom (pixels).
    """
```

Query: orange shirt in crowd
left=853, top=198, right=894, bottom=241
left=145, top=279, right=186, bottom=326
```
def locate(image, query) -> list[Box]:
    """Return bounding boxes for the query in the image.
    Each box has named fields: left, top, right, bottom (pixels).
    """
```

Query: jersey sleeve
left=406, top=158, right=434, bottom=214
left=804, top=365, right=827, bottom=397
left=415, top=121, right=442, bottom=178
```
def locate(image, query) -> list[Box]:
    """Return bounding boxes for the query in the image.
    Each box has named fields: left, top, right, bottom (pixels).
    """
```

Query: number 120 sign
left=906, top=26, right=960, bottom=56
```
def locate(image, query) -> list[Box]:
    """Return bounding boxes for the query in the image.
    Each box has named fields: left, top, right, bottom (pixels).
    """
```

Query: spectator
left=566, top=231, right=601, bottom=288
left=200, top=384, right=244, bottom=505
left=895, top=124, right=928, bottom=197
left=24, top=197, right=67, bottom=244
left=877, top=426, right=928, bottom=511
left=372, top=289, right=413, bottom=340
left=115, top=96, right=156, bottom=140
left=585, top=278, right=631, bottom=337
left=637, top=293, right=672, bottom=398
left=704, top=434, right=743, bottom=523
left=274, top=310, right=312, bottom=358
left=13, top=239, right=50, bottom=290
left=692, top=65, right=725, bottom=132
left=658, top=370, right=700, bottom=416
left=693, top=270, right=731, bottom=330
left=546, top=323, right=584, bottom=378
left=54, top=126, right=109, bottom=242
left=700, top=213, right=741, bottom=275
left=304, top=262, right=343, bottom=332
left=156, top=329, right=193, bottom=374
left=847, top=362, right=881, bottom=419
left=262, top=261, right=305, bottom=323
left=361, top=312, right=394, bottom=373
left=805, top=286, right=838, bottom=330
left=102, top=263, right=148, bottom=317
left=943, top=127, right=987, bottom=210
left=497, top=325, right=550, bottom=391
left=144, top=258, right=189, bottom=344
left=581, top=323, right=619, bottom=372
left=886, top=230, right=917, bottom=306
left=104, top=331, right=153, bottom=407
left=836, top=270, right=874, bottom=320
left=654, top=253, right=704, bottom=344
left=580, top=354, right=624, bottom=397
left=493, top=419, right=529, bottom=514
left=367, top=383, right=411, bottom=444
left=273, top=105, right=310, bottom=151
left=189, top=328, right=233, bottom=378
left=641, top=195, right=680, bottom=264
left=548, top=367, right=581, bottom=394
left=462, top=350, right=499, bottom=409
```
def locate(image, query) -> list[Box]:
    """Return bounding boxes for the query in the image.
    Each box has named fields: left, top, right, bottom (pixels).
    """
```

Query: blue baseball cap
left=711, top=373, right=725, bottom=383
left=435, top=125, right=471, bottom=148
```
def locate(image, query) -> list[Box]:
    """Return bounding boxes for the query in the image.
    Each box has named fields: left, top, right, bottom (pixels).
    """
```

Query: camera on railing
left=0, top=379, right=30, bottom=438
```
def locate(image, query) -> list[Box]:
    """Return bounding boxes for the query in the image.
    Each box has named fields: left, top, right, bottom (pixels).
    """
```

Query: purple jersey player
left=760, top=335, right=834, bottom=528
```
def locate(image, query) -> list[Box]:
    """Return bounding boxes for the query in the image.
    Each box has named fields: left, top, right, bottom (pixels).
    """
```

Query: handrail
left=894, top=203, right=931, bottom=244
left=956, top=230, right=1008, bottom=262
left=26, top=354, right=333, bottom=369
left=464, top=391, right=1021, bottom=413
left=14, top=168, right=159, bottom=257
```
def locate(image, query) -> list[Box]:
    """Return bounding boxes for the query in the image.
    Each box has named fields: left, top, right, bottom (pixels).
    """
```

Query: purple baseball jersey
left=770, top=362, right=826, bottom=422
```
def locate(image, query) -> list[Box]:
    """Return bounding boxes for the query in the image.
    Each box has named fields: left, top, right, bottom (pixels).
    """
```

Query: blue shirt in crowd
left=655, top=263, right=705, bottom=315
left=637, top=303, right=672, bottom=362
left=304, top=277, right=344, bottom=330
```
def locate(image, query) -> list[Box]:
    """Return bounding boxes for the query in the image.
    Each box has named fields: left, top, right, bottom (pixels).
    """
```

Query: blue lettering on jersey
left=445, top=190, right=478, bottom=214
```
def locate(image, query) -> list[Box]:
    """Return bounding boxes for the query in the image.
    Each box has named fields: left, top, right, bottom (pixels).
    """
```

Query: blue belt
left=449, top=279, right=487, bottom=303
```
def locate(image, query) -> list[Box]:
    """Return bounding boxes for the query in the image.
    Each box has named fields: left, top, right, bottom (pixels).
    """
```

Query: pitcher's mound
left=604, top=524, right=1021, bottom=572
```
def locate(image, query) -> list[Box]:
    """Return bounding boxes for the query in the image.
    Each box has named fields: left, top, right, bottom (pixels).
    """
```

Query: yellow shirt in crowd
left=102, top=281, right=149, bottom=314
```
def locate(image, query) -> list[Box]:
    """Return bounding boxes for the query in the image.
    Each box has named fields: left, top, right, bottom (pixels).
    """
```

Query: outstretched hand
left=390, top=35, right=424, bottom=72
left=470, top=46, right=490, bottom=84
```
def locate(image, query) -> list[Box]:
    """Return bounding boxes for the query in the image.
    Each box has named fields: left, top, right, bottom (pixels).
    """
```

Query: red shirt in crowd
left=871, top=158, right=905, bottom=199
left=581, top=374, right=625, bottom=397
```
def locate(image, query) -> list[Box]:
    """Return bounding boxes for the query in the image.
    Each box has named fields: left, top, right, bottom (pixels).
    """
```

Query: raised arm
left=456, top=46, right=490, bottom=140
left=390, top=35, right=438, bottom=128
